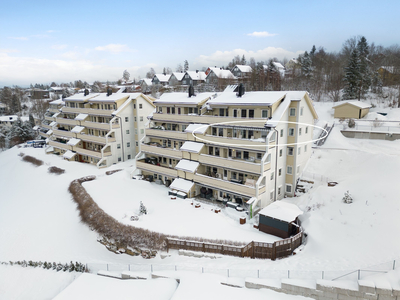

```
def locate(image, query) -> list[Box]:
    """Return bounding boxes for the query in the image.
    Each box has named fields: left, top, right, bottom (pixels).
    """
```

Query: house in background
left=30, top=89, right=50, bottom=100
left=140, top=79, right=153, bottom=94
left=205, top=68, right=237, bottom=90
left=333, top=101, right=372, bottom=119
left=0, top=115, right=29, bottom=127
left=168, top=72, right=185, bottom=86
left=152, top=74, right=171, bottom=87
left=231, top=65, right=253, bottom=79
left=258, top=201, right=302, bottom=238
left=181, top=71, right=207, bottom=86
left=0, top=103, right=7, bottom=115
left=377, top=66, right=400, bottom=86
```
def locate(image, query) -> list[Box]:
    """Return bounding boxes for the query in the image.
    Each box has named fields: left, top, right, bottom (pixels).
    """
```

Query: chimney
left=236, top=83, right=245, bottom=97
left=84, top=89, right=89, bottom=96
left=196, top=70, right=198, bottom=73
left=107, top=87, right=112, bottom=96
left=188, top=84, right=194, bottom=98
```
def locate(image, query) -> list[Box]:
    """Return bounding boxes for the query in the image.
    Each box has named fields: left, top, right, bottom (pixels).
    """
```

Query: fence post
left=175, top=265, right=177, bottom=271
left=252, top=241, right=255, bottom=259
left=107, top=264, right=108, bottom=271
left=393, top=260, right=396, bottom=270
left=288, top=270, right=290, bottom=278
left=151, top=264, right=153, bottom=273
left=227, top=269, right=230, bottom=277
left=322, top=271, right=324, bottom=279
left=129, top=264, right=130, bottom=271
left=258, top=270, right=260, bottom=278
left=358, top=269, right=360, bottom=280
left=202, top=267, right=204, bottom=273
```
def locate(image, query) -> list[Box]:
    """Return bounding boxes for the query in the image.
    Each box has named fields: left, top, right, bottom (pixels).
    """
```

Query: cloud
left=194, top=47, right=304, bottom=67
left=47, top=30, right=59, bottom=33
left=247, top=31, right=277, bottom=37
left=8, top=37, right=28, bottom=41
left=0, top=49, right=20, bottom=53
left=31, top=34, right=50, bottom=39
left=60, top=51, right=80, bottom=60
left=95, top=44, right=132, bottom=53
left=51, top=44, right=68, bottom=50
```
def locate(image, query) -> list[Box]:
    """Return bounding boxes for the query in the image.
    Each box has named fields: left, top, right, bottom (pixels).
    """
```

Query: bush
left=22, top=155, right=43, bottom=166
left=48, top=166, right=65, bottom=175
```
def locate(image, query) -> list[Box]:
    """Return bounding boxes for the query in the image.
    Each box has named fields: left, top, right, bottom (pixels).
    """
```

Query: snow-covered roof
left=71, top=126, right=85, bottom=133
left=185, top=71, right=206, bottom=81
left=333, top=101, right=372, bottom=109
left=32, top=125, right=39, bottom=130
left=75, top=113, right=88, bottom=121
left=169, top=178, right=195, bottom=193
left=185, top=124, right=209, bottom=134
left=153, top=74, right=171, bottom=83
left=53, top=112, right=60, bottom=118
left=207, top=91, right=287, bottom=106
left=180, top=141, right=205, bottom=153
left=49, top=121, right=56, bottom=127
left=273, top=62, right=285, bottom=69
left=89, top=93, right=130, bottom=102
left=67, top=138, right=81, bottom=146
left=45, top=146, right=54, bottom=153
left=64, top=93, right=100, bottom=102
left=140, top=78, right=153, bottom=86
left=46, top=129, right=53, bottom=135
left=155, top=93, right=214, bottom=105
left=233, top=65, right=252, bottom=73
left=63, top=150, right=77, bottom=159
left=171, top=72, right=185, bottom=81
left=208, top=68, right=236, bottom=79
left=0, top=115, right=18, bottom=122
left=259, top=201, right=302, bottom=223
left=49, top=99, right=64, bottom=105
left=175, top=159, right=200, bottom=173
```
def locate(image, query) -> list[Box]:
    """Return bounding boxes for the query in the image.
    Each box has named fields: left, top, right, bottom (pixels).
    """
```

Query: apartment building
left=43, top=90, right=155, bottom=168
left=136, top=89, right=317, bottom=213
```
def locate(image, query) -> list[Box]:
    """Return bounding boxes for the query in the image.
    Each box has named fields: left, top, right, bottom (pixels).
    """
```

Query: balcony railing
left=80, top=121, right=119, bottom=130
left=62, top=107, right=115, bottom=116
left=145, top=128, right=187, bottom=140
left=78, top=134, right=115, bottom=144
left=198, top=135, right=266, bottom=151
left=53, top=129, right=75, bottom=138
left=56, top=117, right=78, bottom=126
left=73, top=147, right=111, bottom=159
left=48, top=140, right=72, bottom=151
left=193, top=173, right=257, bottom=197
left=199, top=154, right=262, bottom=174
left=141, top=143, right=182, bottom=159
left=136, top=160, right=178, bottom=178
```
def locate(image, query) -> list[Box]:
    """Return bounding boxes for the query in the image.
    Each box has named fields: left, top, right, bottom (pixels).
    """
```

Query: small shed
left=258, top=201, right=302, bottom=238
left=333, top=101, right=372, bottom=119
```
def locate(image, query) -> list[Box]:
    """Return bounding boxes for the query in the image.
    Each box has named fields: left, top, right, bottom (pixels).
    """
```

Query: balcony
left=80, top=121, right=119, bottom=130
left=146, top=128, right=187, bottom=140
left=193, top=173, right=257, bottom=197
left=198, top=135, right=266, bottom=151
left=41, top=123, right=52, bottom=130
left=152, top=113, right=267, bottom=128
left=199, top=154, right=262, bottom=174
left=44, top=115, right=55, bottom=122
left=53, top=129, right=75, bottom=138
left=48, top=140, right=72, bottom=151
left=56, top=117, right=78, bottom=126
left=136, top=159, right=178, bottom=178
left=62, top=107, right=115, bottom=116
left=78, top=133, right=115, bottom=144
left=141, top=143, right=182, bottom=159
left=74, top=147, right=111, bottom=159
left=48, top=108, right=60, bottom=114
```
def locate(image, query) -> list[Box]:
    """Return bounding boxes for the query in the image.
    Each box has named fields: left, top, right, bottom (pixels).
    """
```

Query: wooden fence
left=166, top=231, right=303, bottom=260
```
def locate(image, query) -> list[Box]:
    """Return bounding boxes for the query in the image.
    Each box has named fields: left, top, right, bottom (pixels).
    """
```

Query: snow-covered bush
left=348, top=118, right=355, bottom=128
left=139, top=201, right=147, bottom=215
left=343, top=190, right=353, bottom=204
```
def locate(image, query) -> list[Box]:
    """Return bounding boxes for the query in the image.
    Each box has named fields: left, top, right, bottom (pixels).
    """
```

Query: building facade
left=136, top=90, right=317, bottom=213
left=42, top=91, right=155, bottom=168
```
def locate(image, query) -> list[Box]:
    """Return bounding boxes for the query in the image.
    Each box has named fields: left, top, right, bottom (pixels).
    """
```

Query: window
left=299, top=128, right=302, bottom=135
left=127, top=154, right=131, bottom=159
left=304, top=145, right=307, bottom=152
left=167, top=140, right=171, bottom=147
left=140, top=116, right=143, bottom=122
left=125, top=117, right=128, bottom=122
left=135, top=129, right=138, bottom=134
left=209, top=146, right=213, bottom=155
left=236, top=150, right=242, bottom=159
left=257, top=153, right=262, bottom=160
left=278, top=186, right=281, bottom=195
left=136, top=142, right=138, bottom=146
left=127, top=142, right=130, bottom=147
left=126, top=130, right=129, bottom=134
left=193, top=107, right=198, bottom=114
left=215, top=147, right=220, bottom=156
left=306, top=126, right=309, bottom=134
left=300, top=107, right=304, bottom=116
left=270, top=172, right=274, bottom=180
left=218, top=127, right=223, bottom=137
left=212, top=127, right=217, bottom=136
left=288, top=128, right=294, bottom=136
left=249, top=109, right=254, bottom=118
left=118, top=157, right=121, bottom=162
left=279, top=149, right=283, bottom=157
left=280, top=129, right=283, bottom=137
left=298, top=147, right=301, bottom=155
left=288, top=147, right=294, bottom=155
left=117, top=144, right=121, bottom=149
left=219, top=108, right=224, bottom=116
left=139, top=104, right=142, bottom=109
left=297, top=166, right=300, bottom=174
left=167, top=107, right=171, bottom=114
left=262, top=110, right=268, bottom=118
left=171, top=107, right=175, bottom=114
left=134, top=104, right=136, bottom=109
left=241, top=109, right=247, bottom=118
left=178, top=107, right=181, bottom=114
left=290, top=108, right=296, bottom=116
left=233, top=109, right=237, bottom=118
left=243, top=151, right=249, bottom=159
left=270, top=191, right=274, bottom=200
left=181, top=125, right=187, bottom=132
left=286, top=185, right=292, bottom=193
left=278, top=168, right=282, bottom=176
left=287, top=166, right=293, bottom=174
left=134, top=117, right=137, bottom=121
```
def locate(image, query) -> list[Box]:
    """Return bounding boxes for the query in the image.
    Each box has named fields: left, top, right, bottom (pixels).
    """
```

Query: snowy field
left=1, top=99, right=400, bottom=298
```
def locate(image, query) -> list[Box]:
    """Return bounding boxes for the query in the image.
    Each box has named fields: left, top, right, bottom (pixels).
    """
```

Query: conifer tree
left=139, top=201, right=147, bottom=215
left=342, top=49, right=361, bottom=100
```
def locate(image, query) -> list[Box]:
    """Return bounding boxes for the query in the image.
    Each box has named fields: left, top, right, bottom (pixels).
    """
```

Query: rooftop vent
left=188, top=84, right=195, bottom=98
left=236, top=83, right=245, bottom=97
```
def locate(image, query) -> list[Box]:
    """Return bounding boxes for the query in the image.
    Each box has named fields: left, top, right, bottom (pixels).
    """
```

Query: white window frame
left=125, top=117, right=129, bottom=122
left=262, top=110, right=268, bottom=118
left=287, top=146, right=294, bottom=155
left=304, top=145, right=307, bottom=152
left=288, top=128, right=295, bottom=136
left=289, top=108, right=296, bottom=116
left=300, top=107, right=304, bottom=116
left=306, top=126, right=309, bottom=134
left=270, top=190, right=274, bottom=200
left=298, top=147, right=301, bottom=155
left=126, top=130, right=129, bottom=134
left=127, top=142, right=130, bottom=147
left=286, top=184, right=292, bottom=193
left=287, top=165, right=293, bottom=174
left=299, top=128, right=302, bottom=135
left=139, top=104, right=143, bottom=109
left=140, top=116, right=143, bottom=122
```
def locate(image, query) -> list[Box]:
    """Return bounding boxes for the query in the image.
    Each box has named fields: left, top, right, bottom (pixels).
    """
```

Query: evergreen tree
left=356, top=36, right=372, bottom=99
left=29, top=114, right=35, bottom=127
left=139, top=201, right=147, bottom=215
left=342, top=190, right=353, bottom=204
left=184, top=60, right=189, bottom=72
left=301, top=51, right=313, bottom=79
left=240, top=55, right=246, bottom=65
left=123, top=69, right=130, bottom=82
left=342, top=49, right=361, bottom=100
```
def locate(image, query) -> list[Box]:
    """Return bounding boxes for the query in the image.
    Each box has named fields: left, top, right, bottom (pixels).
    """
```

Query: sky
left=0, top=0, right=399, bottom=87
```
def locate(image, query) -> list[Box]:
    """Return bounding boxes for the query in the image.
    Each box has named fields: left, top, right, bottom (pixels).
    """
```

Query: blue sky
left=0, top=0, right=398, bottom=87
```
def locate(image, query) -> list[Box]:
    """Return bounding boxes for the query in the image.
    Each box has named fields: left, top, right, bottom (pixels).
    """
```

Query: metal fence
left=86, top=259, right=397, bottom=281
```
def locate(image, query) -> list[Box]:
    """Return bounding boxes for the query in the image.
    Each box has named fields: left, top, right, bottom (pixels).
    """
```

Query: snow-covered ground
left=1, top=98, right=400, bottom=299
